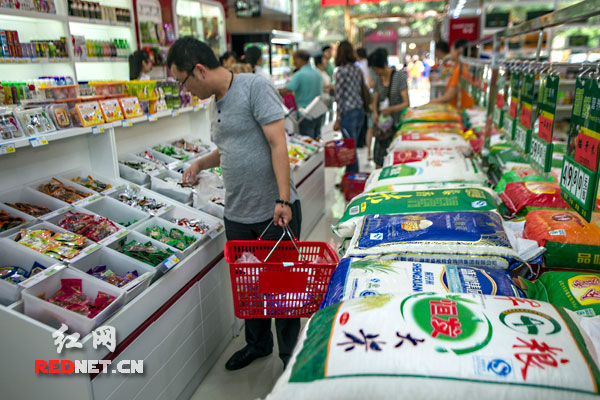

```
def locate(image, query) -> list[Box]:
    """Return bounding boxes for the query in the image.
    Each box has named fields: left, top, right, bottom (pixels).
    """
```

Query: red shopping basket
left=325, top=138, right=356, bottom=167
left=341, top=172, right=370, bottom=201
left=224, top=227, right=339, bottom=319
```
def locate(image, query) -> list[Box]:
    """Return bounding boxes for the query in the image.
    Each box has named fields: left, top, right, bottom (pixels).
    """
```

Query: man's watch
left=276, top=199, right=292, bottom=207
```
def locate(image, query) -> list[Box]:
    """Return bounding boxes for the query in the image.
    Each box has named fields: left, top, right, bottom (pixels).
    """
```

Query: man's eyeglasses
left=180, top=68, right=194, bottom=87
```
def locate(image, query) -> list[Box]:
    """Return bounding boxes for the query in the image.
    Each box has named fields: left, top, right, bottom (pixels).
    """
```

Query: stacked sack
left=265, top=104, right=600, bottom=400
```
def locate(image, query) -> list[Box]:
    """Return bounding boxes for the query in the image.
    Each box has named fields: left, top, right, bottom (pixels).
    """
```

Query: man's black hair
left=453, top=38, right=469, bottom=50
left=436, top=40, right=449, bottom=54
left=368, top=48, right=388, bottom=69
left=219, top=51, right=238, bottom=65
left=322, top=45, right=331, bottom=53
left=295, top=50, right=310, bottom=63
left=356, top=47, right=367, bottom=59
left=167, top=36, right=220, bottom=72
left=314, top=54, right=323, bottom=66
left=245, top=46, right=262, bottom=67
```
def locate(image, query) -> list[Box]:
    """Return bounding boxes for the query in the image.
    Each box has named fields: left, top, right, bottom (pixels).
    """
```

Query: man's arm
left=262, top=119, right=292, bottom=227
left=182, top=149, right=220, bottom=184
left=430, top=85, right=458, bottom=104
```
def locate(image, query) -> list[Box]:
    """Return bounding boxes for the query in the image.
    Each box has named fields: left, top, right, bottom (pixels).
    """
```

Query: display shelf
left=0, top=56, right=73, bottom=64
left=67, top=15, right=134, bottom=28
left=0, top=7, right=66, bottom=21
left=74, top=56, right=129, bottom=63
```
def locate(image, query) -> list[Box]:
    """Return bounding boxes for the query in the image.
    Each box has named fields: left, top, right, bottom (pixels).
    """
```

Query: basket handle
left=262, top=223, right=304, bottom=263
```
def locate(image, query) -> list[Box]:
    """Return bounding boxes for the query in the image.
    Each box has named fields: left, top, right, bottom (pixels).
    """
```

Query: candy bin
left=38, top=85, right=79, bottom=101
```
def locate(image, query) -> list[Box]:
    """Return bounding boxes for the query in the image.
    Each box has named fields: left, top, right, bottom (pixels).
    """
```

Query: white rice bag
left=389, top=132, right=471, bottom=155
left=267, top=292, right=600, bottom=400
left=383, top=146, right=464, bottom=168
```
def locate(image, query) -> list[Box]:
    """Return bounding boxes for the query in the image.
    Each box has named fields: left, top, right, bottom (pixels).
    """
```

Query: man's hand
left=182, top=160, right=201, bottom=185
left=333, top=119, right=341, bottom=131
left=381, top=108, right=392, bottom=116
left=273, top=204, right=292, bottom=227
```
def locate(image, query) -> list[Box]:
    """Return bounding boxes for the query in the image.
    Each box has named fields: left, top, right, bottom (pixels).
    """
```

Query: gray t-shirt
left=211, top=73, right=299, bottom=224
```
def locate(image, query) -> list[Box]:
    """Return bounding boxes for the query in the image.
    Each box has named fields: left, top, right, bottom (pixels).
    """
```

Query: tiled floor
left=191, top=87, right=427, bottom=400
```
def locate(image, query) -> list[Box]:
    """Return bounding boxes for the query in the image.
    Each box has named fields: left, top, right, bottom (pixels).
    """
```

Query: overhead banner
left=448, top=17, right=480, bottom=47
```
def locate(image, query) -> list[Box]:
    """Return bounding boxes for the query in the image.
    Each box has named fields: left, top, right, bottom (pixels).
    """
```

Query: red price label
left=574, top=128, right=600, bottom=172
left=520, top=104, right=532, bottom=129
left=509, top=97, right=518, bottom=119
left=538, top=112, right=554, bottom=142
left=496, top=94, right=504, bottom=108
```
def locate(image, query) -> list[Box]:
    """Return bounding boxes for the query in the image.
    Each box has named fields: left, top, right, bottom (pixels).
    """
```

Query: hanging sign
left=531, top=74, right=559, bottom=174
left=514, top=70, right=535, bottom=154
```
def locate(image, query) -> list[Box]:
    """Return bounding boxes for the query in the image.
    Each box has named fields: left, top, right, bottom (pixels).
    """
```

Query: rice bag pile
left=401, top=106, right=463, bottom=124
left=15, top=229, right=87, bottom=260
left=364, top=159, right=487, bottom=193
left=117, top=239, right=174, bottom=266
left=389, top=132, right=471, bottom=154
left=46, top=278, right=116, bottom=319
left=0, top=262, right=46, bottom=285
left=382, top=146, right=464, bottom=168
left=57, top=211, right=119, bottom=242
left=333, top=187, right=498, bottom=238
left=499, top=181, right=570, bottom=219
left=145, top=225, right=196, bottom=250
left=0, top=208, right=26, bottom=232
left=321, top=258, right=524, bottom=308
left=520, top=270, right=600, bottom=317
left=396, top=121, right=464, bottom=136
left=267, top=292, right=600, bottom=400
left=87, top=265, right=139, bottom=288
left=495, top=169, right=556, bottom=194
left=345, top=211, right=528, bottom=270
left=524, top=210, right=600, bottom=269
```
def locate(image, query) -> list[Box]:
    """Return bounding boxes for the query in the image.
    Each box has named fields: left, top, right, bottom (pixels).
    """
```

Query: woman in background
left=245, top=46, right=268, bottom=77
left=129, top=50, right=152, bottom=80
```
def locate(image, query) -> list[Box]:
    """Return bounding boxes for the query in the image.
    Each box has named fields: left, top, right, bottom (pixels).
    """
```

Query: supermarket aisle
left=190, top=122, right=373, bottom=400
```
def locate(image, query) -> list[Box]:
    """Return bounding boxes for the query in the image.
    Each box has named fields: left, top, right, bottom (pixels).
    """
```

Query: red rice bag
left=500, top=181, right=570, bottom=216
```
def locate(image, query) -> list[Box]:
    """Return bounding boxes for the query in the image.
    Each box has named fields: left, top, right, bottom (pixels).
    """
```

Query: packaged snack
left=119, top=97, right=144, bottom=118
left=0, top=112, right=23, bottom=140
left=334, top=187, right=498, bottom=238
left=171, top=218, right=211, bottom=234
left=99, top=99, right=125, bottom=122
left=152, top=145, right=191, bottom=160
left=145, top=226, right=195, bottom=250
left=495, top=169, right=555, bottom=193
left=524, top=210, right=600, bottom=269
left=71, top=175, right=112, bottom=193
left=87, top=265, right=138, bottom=288
left=346, top=211, right=525, bottom=269
left=521, top=271, right=600, bottom=317
left=267, top=293, right=600, bottom=400
left=117, top=239, right=174, bottom=266
left=14, top=108, right=56, bottom=136
left=0, top=209, right=26, bottom=232
left=138, top=150, right=169, bottom=168
left=500, top=181, right=570, bottom=218
left=0, top=262, right=46, bottom=285
left=37, top=177, right=91, bottom=203
left=46, top=104, right=72, bottom=129
left=57, top=211, right=119, bottom=242
left=47, top=278, right=116, bottom=319
left=15, top=229, right=86, bottom=260
left=321, top=258, right=524, bottom=308
left=116, top=186, right=167, bottom=214
left=171, top=138, right=211, bottom=155
left=364, top=158, right=486, bottom=192
left=123, top=160, right=159, bottom=175
left=74, top=101, right=105, bottom=127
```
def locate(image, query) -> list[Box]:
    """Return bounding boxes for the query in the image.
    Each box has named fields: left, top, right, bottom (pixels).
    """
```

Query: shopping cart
left=224, top=224, right=339, bottom=319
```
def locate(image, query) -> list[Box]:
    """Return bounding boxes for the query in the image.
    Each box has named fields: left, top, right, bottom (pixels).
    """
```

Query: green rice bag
left=521, top=271, right=600, bottom=317
left=495, top=170, right=555, bottom=193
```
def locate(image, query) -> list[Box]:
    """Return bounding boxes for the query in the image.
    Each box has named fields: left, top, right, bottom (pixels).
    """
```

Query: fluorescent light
left=409, top=43, right=416, bottom=49
left=272, top=39, right=292, bottom=45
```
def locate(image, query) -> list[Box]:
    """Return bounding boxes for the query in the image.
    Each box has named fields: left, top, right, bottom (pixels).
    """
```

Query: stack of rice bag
left=264, top=104, right=600, bottom=400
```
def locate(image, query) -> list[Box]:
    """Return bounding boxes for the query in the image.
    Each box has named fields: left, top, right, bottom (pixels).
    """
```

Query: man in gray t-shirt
left=167, top=38, right=302, bottom=371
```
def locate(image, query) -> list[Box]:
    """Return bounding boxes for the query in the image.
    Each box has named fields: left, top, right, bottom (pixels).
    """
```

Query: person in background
left=355, top=47, right=370, bottom=149
left=365, top=52, right=379, bottom=161
left=369, top=48, right=410, bottom=169
left=409, top=54, right=424, bottom=90
left=314, top=54, right=333, bottom=106
left=322, top=45, right=335, bottom=82
left=245, top=46, right=268, bottom=77
left=167, top=37, right=301, bottom=371
left=434, top=40, right=450, bottom=66
left=429, top=38, right=473, bottom=109
left=334, top=40, right=365, bottom=173
left=219, top=51, right=238, bottom=67
left=279, top=50, right=323, bottom=138
left=129, top=50, right=152, bottom=80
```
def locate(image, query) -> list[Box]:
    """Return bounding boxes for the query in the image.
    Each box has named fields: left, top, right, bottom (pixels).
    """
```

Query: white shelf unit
left=173, top=0, right=226, bottom=57
left=0, top=105, right=238, bottom=400
left=0, top=0, right=137, bottom=82
left=136, top=0, right=168, bottom=80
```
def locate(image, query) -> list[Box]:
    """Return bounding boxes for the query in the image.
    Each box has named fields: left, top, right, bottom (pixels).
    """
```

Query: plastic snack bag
left=267, top=292, right=600, bottom=400
left=321, top=257, right=525, bottom=308
left=333, top=187, right=498, bottom=238
left=495, top=169, right=555, bottom=193
left=500, top=181, right=569, bottom=218
left=520, top=270, right=600, bottom=317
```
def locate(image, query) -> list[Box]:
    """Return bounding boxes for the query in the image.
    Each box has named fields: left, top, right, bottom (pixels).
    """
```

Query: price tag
left=520, top=102, right=532, bottom=129
left=18, top=264, right=66, bottom=289
left=161, top=254, right=180, bottom=271
left=122, top=120, right=133, bottom=128
left=539, top=111, right=554, bottom=143
left=208, top=229, right=219, bottom=239
left=514, top=124, right=531, bottom=153
left=167, top=161, right=183, bottom=170
left=530, top=135, right=553, bottom=173
left=193, top=105, right=200, bottom=112
left=148, top=114, right=158, bottom=122
left=29, top=136, right=48, bottom=147
left=0, top=142, right=16, bottom=155
left=92, top=125, right=106, bottom=135
left=574, top=127, right=600, bottom=172
left=172, top=110, right=180, bottom=117
left=560, top=156, right=598, bottom=221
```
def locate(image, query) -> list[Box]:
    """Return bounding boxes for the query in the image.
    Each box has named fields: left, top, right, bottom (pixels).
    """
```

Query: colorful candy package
left=500, top=181, right=570, bottom=218
left=520, top=270, right=600, bottom=317
left=333, top=187, right=498, bottom=238
left=321, top=258, right=524, bottom=308
left=47, top=278, right=116, bottom=319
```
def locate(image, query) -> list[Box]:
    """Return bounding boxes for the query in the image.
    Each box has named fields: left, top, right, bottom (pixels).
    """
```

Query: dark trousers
left=224, top=200, right=302, bottom=365
left=299, top=115, right=323, bottom=139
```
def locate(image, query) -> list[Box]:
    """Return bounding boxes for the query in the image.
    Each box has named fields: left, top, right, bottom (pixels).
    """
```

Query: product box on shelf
left=13, top=220, right=101, bottom=263
left=0, top=186, right=72, bottom=220
left=14, top=108, right=56, bottom=136
left=98, top=98, right=125, bottom=122
left=32, top=176, right=99, bottom=206
left=151, top=170, right=193, bottom=204
left=74, top=101, right=105, bottom=127
left=38, top=85, right=79, bottom=101
left=45, top=206, right=125, bottom=246
left=69, top=246, right=155, bottom=303
left=133, top=216, right=202, bottom=257
left=45, top=104, right=72, bottom=130
left=0, top=238, right=60, bottom=306
left=90, top=81, right=126, bottom=96
left=82, top=196, right=149, bottom=229
left=126, top=80, right=156, bottom=101
left=21, top=266, right=126, bottom=335
left=104, top=230, right=182, bottom=273
left=107, top=184, right=176, bottom=217
left=0, top=111, right=24, bottom=141
left=0, top=202, right=36, bottom=237
left=59, top=169, right=125, bottom=195
left=119, top=96, right=144, bottom=119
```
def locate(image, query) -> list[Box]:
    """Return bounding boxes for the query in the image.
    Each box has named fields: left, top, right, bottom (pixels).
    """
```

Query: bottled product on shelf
left=0, top=30, right=68, bottom=59
left=0, top=0, right=56, bottom=13
left=67, top=0, right=131, bottom=23
left=71, top=35, right=131, bottom=59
